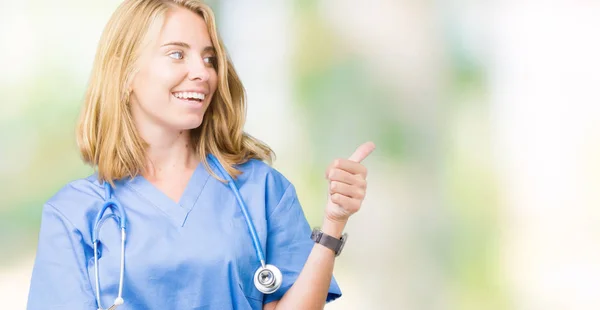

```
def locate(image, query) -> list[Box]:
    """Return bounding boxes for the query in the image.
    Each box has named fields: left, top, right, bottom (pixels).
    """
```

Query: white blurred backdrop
left=1, top=0, right=600, bottom=309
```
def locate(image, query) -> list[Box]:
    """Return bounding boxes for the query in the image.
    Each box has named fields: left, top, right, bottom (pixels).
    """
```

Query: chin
left=177, top=115, right=205, bottom=130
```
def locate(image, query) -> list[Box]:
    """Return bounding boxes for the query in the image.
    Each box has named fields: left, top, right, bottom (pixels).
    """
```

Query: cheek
left=132, top=64, right=184, bottom=104
left=145, top=63, right=184, bottom=91
left=209, top=72, right=219, bottom=95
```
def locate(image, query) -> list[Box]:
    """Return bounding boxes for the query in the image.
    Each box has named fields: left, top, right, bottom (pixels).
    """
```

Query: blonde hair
left=76, top=0, right=274, bottom=184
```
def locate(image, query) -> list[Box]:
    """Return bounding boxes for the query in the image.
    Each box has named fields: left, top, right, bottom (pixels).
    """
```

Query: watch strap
left=311, top=228, right=347, bottom=257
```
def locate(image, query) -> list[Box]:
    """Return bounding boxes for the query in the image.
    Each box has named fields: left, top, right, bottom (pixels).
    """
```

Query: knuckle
left=358, top=189, right=365, bottom=199
left=359, top=179, right=367, bottom=189
left=330, top=181, right=338, bottom=190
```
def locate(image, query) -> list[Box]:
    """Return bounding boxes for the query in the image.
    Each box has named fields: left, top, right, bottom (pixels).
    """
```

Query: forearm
left=274, top=218, right=346, bottom=310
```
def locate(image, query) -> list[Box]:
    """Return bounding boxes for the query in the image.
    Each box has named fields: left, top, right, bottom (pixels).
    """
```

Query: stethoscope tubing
left=207, top=154, right=267, bottom=266
left=92, top=155, right=280, bottom=309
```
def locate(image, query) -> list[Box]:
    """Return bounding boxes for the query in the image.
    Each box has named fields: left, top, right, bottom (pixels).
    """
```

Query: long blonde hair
left=76, top=0, right=274, bottom=185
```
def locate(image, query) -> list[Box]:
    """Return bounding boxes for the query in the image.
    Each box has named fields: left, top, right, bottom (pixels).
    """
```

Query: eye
left=203, top=56, right=217, bottom=68
left=168, top=51, right=184, bottom=60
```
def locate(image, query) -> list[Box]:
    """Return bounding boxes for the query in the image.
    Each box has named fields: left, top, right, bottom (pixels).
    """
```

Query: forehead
left=158, top=6, right=212, bottom=48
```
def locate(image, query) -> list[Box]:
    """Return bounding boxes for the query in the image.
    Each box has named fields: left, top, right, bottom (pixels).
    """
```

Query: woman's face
left=129, top=6, right=219, bottom=134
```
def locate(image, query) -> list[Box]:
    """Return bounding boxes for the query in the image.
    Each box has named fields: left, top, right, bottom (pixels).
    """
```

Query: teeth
left=174, top=92, right=205, bottom=100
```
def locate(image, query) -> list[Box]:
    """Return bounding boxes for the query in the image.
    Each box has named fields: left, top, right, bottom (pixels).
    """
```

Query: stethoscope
left=91, top=154, right=282, bottom=310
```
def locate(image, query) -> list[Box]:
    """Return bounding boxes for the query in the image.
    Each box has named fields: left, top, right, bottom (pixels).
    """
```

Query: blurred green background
left=2, top=0, right=600, bottom=309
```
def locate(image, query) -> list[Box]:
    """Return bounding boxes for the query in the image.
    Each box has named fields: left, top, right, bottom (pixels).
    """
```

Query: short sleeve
left=263, top=184, right=342, bottom=305
left=27, top=203, right=97, bottom=310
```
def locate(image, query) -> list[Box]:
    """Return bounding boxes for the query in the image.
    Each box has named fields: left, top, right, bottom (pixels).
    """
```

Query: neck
left=139, top=126, right=199, bottom=181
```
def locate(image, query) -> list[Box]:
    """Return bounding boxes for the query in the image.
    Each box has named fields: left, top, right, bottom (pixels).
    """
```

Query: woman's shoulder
left=47, top=173, right=104, bottom=205
left=42, top=173, right=105, bottom=232
left=236, top=158, right=293, bottom=191
left=235, top=159, right=297, bottom=213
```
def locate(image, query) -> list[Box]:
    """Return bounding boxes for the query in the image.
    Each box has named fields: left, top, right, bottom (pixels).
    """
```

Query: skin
left=129, top=6, right=218, bottom=201
left=129, top=6, right=375, bottom=310
left=264, top=141, right=375, bottom=310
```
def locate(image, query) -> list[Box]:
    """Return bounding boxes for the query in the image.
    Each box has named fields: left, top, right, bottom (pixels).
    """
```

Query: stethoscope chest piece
left=254, top=264, right=282, bottom=294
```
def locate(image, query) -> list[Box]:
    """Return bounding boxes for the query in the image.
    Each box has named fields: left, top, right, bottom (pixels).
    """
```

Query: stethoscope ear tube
left=94, top=182, right=128, bottom=309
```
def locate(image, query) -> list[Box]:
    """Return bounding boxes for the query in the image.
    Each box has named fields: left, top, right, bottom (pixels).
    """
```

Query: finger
left=330, top=194, right=361, bottom=214
left=329, top=181, right=365, bottom=199
left=348, top=141, right=376, bottom=163
left=331, top=159, right=367, bottom=178
left=328, top=168, right=365, bottom=186
left=325, top=161, right=335, bottom=179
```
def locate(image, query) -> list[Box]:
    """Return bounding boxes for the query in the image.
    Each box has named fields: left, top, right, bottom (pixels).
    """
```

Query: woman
left=27, top=0, right=375, bottom=309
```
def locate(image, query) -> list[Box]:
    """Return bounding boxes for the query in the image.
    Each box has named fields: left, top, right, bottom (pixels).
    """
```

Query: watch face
left=310, top=228, right=320, bottom=241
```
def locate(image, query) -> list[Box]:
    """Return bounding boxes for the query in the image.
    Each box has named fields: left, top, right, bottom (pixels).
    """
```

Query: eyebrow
left=161, top=42, right=215, bottom=53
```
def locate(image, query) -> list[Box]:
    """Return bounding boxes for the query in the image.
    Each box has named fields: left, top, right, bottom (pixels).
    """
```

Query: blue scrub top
left=27, top=159, right=341, bottom=309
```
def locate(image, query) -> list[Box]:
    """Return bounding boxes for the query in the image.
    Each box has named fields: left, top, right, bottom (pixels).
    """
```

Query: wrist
left=321, top=217, right=347, bottom=239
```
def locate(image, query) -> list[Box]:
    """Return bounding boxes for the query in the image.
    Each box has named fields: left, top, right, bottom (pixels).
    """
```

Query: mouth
left=172, top=91, right=206, bottom=107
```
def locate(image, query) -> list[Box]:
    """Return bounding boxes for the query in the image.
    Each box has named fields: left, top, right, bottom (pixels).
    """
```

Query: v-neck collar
left=125, top=161, right=211, bottom=227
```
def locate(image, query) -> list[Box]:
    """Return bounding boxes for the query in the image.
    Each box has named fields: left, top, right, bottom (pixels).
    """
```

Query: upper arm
left=27, top=203, right=97, bottom=309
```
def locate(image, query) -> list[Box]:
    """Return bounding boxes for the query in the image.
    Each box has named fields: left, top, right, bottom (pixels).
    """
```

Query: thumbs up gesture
left=324, top=142, right=376, bottom=224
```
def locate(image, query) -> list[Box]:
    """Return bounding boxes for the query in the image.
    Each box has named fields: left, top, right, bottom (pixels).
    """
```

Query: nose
left=187, top=56, right=211, bottom=82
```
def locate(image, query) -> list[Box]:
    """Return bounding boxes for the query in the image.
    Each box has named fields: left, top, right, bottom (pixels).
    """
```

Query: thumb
left=348, top=141, right=376, bottom=163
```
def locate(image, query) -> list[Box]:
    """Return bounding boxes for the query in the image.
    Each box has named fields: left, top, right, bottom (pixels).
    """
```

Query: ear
left=123, top=86, right=132, bottom=103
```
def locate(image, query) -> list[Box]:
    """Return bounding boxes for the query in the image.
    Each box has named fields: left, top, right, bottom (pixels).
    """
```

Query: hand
left=324, top=142, right=376, bottom=224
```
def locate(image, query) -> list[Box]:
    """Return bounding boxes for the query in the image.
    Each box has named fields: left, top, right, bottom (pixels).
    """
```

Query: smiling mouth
left=172, top=91, right=206, bottom=103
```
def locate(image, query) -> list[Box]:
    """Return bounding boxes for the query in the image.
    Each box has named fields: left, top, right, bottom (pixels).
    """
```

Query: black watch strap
left=310, top=228, right=347, bottom=257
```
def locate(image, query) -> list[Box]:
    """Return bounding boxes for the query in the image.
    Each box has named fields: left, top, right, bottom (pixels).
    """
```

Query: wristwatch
left=310, top=228, right=348, bottom=257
